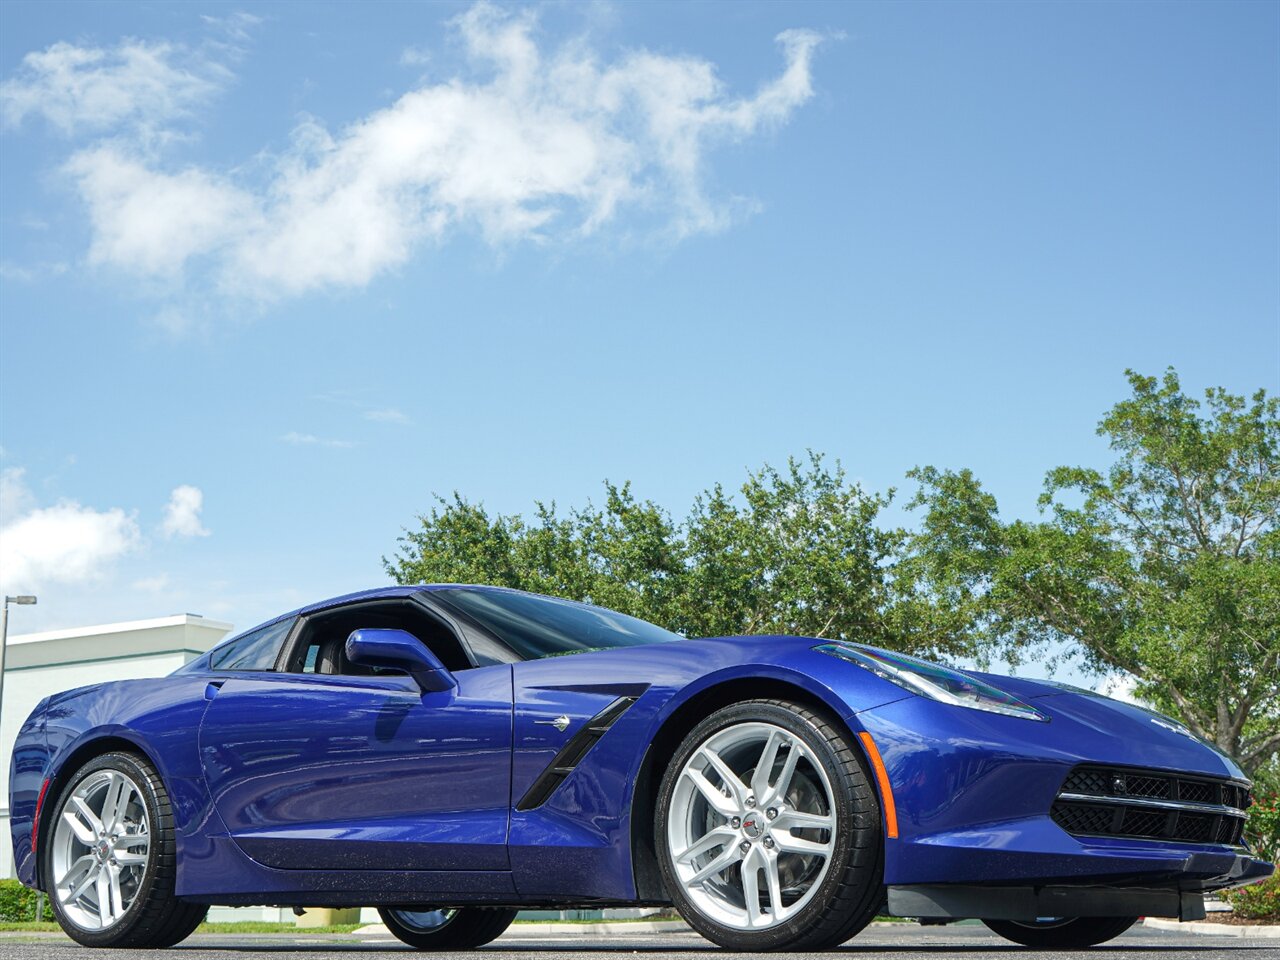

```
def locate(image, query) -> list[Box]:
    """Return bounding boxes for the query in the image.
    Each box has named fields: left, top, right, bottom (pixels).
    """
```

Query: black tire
left=656, top=699, right=884, bottom=951
left=378, top=906, right=518, bottom=949
left=43, top=751, right=208, bottom=948
left=983, top=916, right=1138, bottom=948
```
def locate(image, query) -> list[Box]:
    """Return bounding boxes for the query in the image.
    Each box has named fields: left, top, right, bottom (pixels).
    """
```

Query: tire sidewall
left=44, top=752, right=163, bottom=947
left=656, top=700, right=870, bottom=950
left=984, top=916, right=1138, bottom=948
left=378, top=906, right=518, bottom=950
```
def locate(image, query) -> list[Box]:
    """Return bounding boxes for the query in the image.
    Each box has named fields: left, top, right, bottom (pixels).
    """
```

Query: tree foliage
left=387, top=454, right=972, bottom=661
left=905, top=370, right=1279, bottom=773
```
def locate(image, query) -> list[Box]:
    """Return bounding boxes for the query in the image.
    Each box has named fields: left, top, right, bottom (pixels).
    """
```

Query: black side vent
left=516, top=697, right=637, bottom=811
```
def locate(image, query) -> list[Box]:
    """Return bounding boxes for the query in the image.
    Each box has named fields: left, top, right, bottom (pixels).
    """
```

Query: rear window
left=209, top=618, right=294, bottom=671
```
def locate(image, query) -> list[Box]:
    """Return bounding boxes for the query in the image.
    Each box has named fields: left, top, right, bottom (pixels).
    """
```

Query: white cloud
left=161, top=484, right=210, bottom=538
left=66, top=146, right=255, bottom=277
left=281, top=431, right=355, bottom=449
left=365, top=407, right=412, bottom=425
left=0, top=38, right=227, bottom=137
left=30, top=3, right=823, bottom=309
left=0, top=469, right=141, bottom=593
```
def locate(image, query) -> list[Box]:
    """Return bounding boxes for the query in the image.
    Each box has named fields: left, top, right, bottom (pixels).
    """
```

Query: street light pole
left=0, top=595, right=37, bottom=735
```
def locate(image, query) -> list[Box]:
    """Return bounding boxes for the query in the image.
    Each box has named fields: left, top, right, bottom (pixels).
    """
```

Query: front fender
left=33, top=678, right=215, bottom=890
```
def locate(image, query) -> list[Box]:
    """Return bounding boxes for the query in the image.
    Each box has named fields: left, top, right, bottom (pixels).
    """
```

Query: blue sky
left=1, top=1, right=1277, bottom=661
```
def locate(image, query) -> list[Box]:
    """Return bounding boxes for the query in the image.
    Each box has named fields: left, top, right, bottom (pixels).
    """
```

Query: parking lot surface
left=0, top=923, right=1278, bottom=959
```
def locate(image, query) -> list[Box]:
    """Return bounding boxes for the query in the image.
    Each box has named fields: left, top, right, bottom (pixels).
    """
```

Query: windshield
left=431, top=587, right=682, bottom=661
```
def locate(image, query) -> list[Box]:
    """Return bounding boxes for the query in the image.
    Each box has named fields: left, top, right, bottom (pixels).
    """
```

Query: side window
left=210, top=618, right=295, bottom=671
left=286, top=601, right=475, bottom=675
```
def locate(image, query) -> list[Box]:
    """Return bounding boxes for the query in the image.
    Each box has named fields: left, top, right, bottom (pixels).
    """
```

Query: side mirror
left=345, top=628, right=456, bottom=693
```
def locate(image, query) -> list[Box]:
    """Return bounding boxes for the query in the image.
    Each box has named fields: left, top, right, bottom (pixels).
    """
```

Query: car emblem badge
left=743, top=818, right=762, bottom=838
left=535, top=715, right=572, bottom=733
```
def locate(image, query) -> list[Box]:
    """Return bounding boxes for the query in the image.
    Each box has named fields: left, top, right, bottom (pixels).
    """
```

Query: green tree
left=906, top=369, right=1279, bottom=774
left=386, top=454, right=965, bottom=657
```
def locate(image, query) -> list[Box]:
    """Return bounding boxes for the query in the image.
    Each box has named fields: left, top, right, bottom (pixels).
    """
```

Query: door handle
left=204, top=680, right=226, bottom=700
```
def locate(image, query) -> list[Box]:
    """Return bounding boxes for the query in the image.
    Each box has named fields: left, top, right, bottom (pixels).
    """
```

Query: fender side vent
left=516, top=697, right=636, bottom=811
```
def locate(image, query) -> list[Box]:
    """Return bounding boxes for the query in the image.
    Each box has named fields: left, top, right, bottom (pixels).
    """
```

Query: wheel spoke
left=674, top=826, right=736, bottom=864
left=685, top=843, right=743, bottom=886
left=63, top=800, right=99, bottom=844
left=774, top=809, right=834, bottom=831
left=115, top=831, right=150, bottom=850
left=765, top=741, right=802, bottom=807
left=114, top=849, right=148, bottom=866
left=95, top=869, right=114, bottom=926
left=57, top=855, right=97, bottom=903
left=773, top=831, right=832, bottom=857
left=750, top=729, right=786, bottom=803
left=108, top=865, right=123, bottom=922
left=683, top=767, right=739, bottom=818
left=699, top=747, right=747, bottom=806
left=100, top=774, right=131, bottom=834
left=763, top=849, right=785, bottom=921
left=741, top=849, right=763, bottom=925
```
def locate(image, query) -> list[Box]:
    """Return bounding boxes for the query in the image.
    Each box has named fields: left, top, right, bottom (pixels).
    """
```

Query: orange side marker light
left=857, top=731, right=899, bottom=839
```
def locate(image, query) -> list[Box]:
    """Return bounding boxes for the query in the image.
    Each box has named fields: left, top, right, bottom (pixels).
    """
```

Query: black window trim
left=275, top=593, right=504, bottom=675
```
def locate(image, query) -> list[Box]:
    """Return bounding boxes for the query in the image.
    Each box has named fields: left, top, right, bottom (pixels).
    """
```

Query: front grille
left=1052, top=764, right=1250, bottom=847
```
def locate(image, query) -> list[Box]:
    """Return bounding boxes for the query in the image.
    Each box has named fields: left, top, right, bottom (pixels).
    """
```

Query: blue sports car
left=8, top=586, right=1273, bottom=950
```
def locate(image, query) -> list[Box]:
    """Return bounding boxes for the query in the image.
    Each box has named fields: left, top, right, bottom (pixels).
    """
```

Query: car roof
left=258, top=583, right=527, bottom=628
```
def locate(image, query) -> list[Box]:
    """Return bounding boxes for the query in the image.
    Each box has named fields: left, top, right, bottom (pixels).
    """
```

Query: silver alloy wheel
left=390, top=908, right=457, bottom=932
left=667, top=721, right=837, bottom=931
left=50, top=769, right=150, bottom=931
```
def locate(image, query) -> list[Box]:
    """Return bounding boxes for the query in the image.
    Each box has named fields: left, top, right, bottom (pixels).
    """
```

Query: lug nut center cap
left=741, top=814, right=764, bottom=839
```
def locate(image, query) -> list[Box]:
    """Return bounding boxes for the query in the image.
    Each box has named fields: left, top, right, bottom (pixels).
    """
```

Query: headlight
left=815, top=640, right=1047, bottom=722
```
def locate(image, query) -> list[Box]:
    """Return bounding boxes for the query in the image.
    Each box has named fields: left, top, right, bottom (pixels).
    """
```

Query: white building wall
left=1, top=615, right=233, bottom=879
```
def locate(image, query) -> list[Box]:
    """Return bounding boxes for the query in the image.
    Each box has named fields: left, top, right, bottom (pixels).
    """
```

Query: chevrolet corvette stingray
left=8, top=585, right=1273, bottom=950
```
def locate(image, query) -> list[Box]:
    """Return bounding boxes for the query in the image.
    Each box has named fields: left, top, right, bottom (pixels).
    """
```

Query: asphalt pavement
left=0, top=923, right=1277, bottom=959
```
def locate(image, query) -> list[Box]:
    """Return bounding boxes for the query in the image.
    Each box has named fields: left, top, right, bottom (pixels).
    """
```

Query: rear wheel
left=44, top=751, right=207, bottom=948
left=656, top=699, right=884, bottom=951
left=378, top=906, right=518, bottom=949
left=983, top=916, right=1138, bottom=948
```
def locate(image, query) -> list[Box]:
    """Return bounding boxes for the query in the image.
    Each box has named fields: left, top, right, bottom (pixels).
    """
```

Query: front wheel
left=983, top=917, right=1138, bottom=948
left=43, top=751, right=207, bottom=948
left=656, top=699, right=884, bottom=951
left=378, top=907, right=518, bottom=950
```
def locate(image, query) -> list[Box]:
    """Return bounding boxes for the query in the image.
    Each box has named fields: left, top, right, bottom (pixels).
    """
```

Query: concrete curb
left=1143, top=917, right=1280, bottom=938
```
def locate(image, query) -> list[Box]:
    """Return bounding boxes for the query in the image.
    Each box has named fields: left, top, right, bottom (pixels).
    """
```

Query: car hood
left=965, top=669, right=1246, bottom=781
left=699, top=636, right=1247, bottom=783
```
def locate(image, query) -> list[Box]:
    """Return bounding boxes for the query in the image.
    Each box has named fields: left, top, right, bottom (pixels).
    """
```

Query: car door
left=197, top=605, right=513, bottom=872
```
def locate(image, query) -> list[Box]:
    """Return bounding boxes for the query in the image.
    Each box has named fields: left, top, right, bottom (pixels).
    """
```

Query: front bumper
left=854, top=690, right=1274, bottom=905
